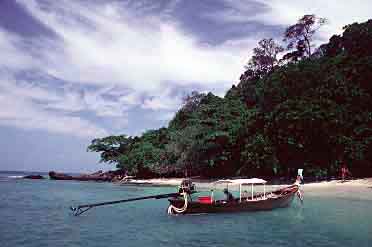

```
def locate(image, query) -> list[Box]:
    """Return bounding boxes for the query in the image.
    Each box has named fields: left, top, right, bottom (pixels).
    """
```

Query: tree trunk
left=304, top=35, right=311, bottom=57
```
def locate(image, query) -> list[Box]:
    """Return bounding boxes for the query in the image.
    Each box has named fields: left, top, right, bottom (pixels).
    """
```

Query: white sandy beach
left=119, top=178, right=372, bottom=200
left=120, top=177, right=372, bottom=187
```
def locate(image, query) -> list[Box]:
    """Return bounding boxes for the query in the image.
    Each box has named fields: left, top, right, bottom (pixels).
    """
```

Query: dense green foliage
left=88, top=19, right=372, bottom=179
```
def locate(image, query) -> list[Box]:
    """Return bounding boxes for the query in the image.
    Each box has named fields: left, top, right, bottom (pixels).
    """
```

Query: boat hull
left=168, top=185, right=299, bottom=214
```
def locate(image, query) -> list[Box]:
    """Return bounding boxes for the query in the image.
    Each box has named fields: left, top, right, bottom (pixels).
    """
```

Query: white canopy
left=215, top=178, right=267, bottom=185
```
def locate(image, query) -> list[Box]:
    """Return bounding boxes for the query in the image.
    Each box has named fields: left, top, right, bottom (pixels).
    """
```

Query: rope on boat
left=297, top=189, right=304, bottom=203
left=167, top=192, right=188, bottom=215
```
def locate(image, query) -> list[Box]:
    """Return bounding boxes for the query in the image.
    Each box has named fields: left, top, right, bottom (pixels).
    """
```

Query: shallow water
left=1, top=172, right=372, bottom=247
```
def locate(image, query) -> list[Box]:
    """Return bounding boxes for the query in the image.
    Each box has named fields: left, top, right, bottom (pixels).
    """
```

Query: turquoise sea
left=1, top=171, right=372, bottom=247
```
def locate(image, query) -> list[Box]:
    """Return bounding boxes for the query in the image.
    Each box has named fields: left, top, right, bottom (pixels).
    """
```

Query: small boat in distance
left=167, top=178, right=302, bottom=215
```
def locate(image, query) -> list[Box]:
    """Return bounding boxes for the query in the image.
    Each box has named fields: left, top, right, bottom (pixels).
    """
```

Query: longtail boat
left=70, top=177, right=303, bottom=216
left=167, top=178, right=302, bottom=215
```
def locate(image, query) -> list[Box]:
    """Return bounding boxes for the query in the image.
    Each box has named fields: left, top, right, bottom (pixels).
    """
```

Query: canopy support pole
left=251, top=184, right=254, bottom=200
left=239, top=184, right=242, bottom=202
left=264, top=184, right=266, bottom=199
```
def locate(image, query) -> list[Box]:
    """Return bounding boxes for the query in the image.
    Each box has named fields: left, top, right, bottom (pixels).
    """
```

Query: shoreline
left=118, top=177, right=372, bottom=187
left=6, top=170, right=371, bottom=200
left=119, top=177, right=372, bottom=201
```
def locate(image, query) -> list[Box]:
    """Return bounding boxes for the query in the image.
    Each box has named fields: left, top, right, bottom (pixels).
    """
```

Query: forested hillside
left=88, top=17, right=372, bottom=179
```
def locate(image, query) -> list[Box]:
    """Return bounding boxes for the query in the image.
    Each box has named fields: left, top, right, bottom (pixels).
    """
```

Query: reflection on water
left=0, top=175, right=371, bottom=247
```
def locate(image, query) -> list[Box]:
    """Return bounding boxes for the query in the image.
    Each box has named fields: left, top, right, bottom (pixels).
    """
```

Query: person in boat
left=242, top=190, right=249, bottom=199
left=223, top=188, right=234, bottom=201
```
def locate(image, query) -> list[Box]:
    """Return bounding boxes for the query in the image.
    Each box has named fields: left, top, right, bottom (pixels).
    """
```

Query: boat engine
left=167, top=179, right=194, bottom=215
left=178, top=179, right=195, bottom=194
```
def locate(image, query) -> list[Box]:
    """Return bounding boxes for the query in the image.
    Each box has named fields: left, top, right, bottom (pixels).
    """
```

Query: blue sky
left=0, top=0, right=371, bottom=173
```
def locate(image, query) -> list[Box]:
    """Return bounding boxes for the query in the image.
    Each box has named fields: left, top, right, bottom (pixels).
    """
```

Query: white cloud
left=44, top=88, right=86, bottom=112
left=0, top=77, right=59, bottom=103
left=0, top=0, right=258, bottom=137
left=83, top=87, right=128, bottom=117
left=4, top=0, right=369, bottom=138
left=0, top=30, right=37, bottom=70
left=155, top=111, right=176, bottom=121
left=141, top=88, right=182, bottom=111
left=0, top=75, right=108, bottom=138
left=0, top=23, right=138, bottom=137
left=15, top=0, right=253, bottom=91
left=201, top=0, right=268, bottom=24
left=209, top=0, right=372, bottom=42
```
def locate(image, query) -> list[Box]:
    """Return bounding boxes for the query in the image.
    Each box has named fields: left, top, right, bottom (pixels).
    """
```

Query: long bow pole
left=70, top=192, right=180, bottom=216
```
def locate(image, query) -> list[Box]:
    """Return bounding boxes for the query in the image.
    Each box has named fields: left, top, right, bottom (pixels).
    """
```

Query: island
left=84, top=18, right=372, bottom=184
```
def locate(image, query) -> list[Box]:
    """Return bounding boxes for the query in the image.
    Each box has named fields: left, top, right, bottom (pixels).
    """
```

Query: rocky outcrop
left=48, top=170, right=124, bottom=182
left=23, top=175, right=44, bottom=179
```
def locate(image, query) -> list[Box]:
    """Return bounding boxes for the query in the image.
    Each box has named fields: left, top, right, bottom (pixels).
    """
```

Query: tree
left=182, top=91, right=206, bottom=113
left=281, top=40, right=307, bottom=62
left=283, top=14, right=327, bottom=60
left=241, top=38, right=284, bottom=81
left=87, top=135, right=132, bottom=166
left=87, top=19, right=372, bottom=179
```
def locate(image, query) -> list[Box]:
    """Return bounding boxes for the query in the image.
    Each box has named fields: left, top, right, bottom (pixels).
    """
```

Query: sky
left=0, top=0, right=371, bottom=173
